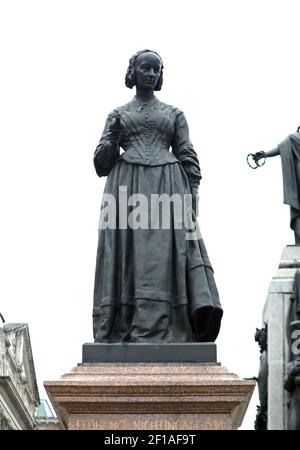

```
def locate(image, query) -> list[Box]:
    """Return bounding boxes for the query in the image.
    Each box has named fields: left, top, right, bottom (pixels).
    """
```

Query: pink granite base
left=44, top=363, right=255, bottom=430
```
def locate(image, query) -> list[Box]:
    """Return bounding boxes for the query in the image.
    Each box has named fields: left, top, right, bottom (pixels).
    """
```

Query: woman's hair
left=125, top=49, right=164, bottom=91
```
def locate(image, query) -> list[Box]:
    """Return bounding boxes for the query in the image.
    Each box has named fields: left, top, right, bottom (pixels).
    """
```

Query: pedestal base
left=44, top=362, right=255, bottom=430
left=82, top=343, right=217, bottom=363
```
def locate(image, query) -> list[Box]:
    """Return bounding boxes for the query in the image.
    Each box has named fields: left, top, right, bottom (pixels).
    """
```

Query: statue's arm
left=93, top=111, right=122, bottom=177
left=171, top=111, right=202, bottom=215
left=171, top=111, right=202, bottom=195
left=265, top=147, right=280, bottom=158
left=251, top=147, right=280, bottom=164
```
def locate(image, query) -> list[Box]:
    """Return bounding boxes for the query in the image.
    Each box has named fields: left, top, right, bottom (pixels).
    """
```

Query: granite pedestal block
left=44, top=360, right=255, bottom=430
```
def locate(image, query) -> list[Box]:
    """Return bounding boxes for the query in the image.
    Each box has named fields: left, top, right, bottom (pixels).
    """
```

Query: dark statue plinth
left=82, top=342, right=217, bottom=363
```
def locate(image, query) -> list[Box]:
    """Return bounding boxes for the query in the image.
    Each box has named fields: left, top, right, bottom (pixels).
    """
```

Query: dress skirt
left=93, top=158, right=223, bottom=343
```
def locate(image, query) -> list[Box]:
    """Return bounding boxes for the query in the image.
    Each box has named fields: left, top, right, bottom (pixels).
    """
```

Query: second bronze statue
left=249, top=130, right=300, bottom=244
left=92, top=49, right=223, bottom=343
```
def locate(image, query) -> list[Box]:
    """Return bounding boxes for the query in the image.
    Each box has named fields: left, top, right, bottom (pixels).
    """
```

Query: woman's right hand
left=108, top=116, right=124, bottom=143
left=253, top=151, right=266, bottom=163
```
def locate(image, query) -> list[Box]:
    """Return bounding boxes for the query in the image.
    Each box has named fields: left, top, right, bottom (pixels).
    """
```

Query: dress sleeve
left=171, top=110, right=202, bottom=191
left=93, top=110, right=120, bottom=177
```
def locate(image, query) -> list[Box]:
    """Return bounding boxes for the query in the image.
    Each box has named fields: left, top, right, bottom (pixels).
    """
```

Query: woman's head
left=125, top=49, right=164, bottom=91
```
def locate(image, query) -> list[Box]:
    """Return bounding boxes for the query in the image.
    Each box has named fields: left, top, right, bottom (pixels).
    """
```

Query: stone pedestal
left=262, top=245, right=300, bottom=430
left=44, top=362, right=255, bottom=430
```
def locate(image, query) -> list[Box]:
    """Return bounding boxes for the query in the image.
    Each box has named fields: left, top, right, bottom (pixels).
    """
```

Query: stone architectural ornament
left=0, top=323, right=40, bottom=429
left=0, top=405, right=12, bottom=430
left=247, top=128, right=300, bottom=243
left=92, top=49, right=223, bottom=343
left=284, top=270, right=300, bottom=430
left=0, top=323, right=61, bottom=430
left=254, top=325, right=268, bottom=430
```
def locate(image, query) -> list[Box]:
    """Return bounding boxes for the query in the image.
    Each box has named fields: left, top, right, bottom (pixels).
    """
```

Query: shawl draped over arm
left=171, top=110, right=202, bottom=192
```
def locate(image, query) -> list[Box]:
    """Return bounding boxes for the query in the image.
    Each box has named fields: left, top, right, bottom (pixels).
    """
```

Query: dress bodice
left=94, top=96, right=202, bottom=189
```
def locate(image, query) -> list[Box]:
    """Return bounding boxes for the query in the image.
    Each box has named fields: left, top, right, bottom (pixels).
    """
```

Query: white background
left=1, top=0, right=300, bottom=430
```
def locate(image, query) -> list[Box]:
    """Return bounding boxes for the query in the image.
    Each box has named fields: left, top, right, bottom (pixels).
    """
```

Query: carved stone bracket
left=254, top=324, right=268, bottom=430
left=284, top=270, right=300, bottom=430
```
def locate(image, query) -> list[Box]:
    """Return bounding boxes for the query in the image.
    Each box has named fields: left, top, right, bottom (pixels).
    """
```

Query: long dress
left=93, top=95, right=223, bottom=343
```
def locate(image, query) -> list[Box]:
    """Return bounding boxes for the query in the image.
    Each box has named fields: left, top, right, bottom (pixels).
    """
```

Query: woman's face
left=134, top=52, right=162, bottom=90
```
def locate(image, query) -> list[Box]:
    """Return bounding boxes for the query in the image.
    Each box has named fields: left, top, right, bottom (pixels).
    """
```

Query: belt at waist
left=120, top=148, right=179, bottom=166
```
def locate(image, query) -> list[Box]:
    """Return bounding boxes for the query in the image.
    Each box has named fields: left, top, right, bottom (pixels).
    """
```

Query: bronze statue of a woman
left=92, top=49, right=223, bottom=343
left=249, top=129, right=300, bottom=244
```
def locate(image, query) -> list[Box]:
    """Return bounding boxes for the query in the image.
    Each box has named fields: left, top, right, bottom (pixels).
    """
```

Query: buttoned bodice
left=116, top=96, right=179, bottom=166
left=94, top=96, right=202, bottom=189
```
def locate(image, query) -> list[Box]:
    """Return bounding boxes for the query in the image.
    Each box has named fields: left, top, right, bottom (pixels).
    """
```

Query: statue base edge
left=82, top=342, right=217, bottom=363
